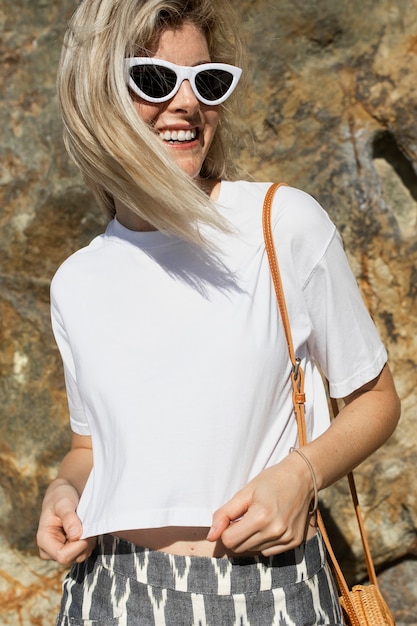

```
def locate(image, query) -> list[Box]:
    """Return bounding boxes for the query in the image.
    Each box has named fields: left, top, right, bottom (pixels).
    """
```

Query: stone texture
left=1, top=0, right=417, bottom=622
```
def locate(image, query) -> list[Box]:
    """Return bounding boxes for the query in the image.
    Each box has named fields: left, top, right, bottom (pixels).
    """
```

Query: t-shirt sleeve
left=50, top=292, right=91, bottom=436
left=303, top=229, right=387, bottom=398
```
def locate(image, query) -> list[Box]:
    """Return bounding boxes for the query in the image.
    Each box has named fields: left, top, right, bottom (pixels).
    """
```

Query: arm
left=37, top=433, right=95, bottom=566
left=207, top=363, right=400, bottom=555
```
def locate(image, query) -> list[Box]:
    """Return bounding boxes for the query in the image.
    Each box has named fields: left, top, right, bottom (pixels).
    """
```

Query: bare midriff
left=114, top=521, right=317, bottom=557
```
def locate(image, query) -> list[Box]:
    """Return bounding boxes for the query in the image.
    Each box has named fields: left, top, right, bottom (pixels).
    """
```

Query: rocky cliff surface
left=1, top=0, right=417, bottom=623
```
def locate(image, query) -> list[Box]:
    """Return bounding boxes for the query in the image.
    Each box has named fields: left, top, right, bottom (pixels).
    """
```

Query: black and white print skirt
left=56, top=533, right=343, bottom=625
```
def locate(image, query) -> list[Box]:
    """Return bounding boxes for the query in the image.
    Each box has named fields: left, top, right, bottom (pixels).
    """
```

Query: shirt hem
left=79, top=510, right=215, bottom=540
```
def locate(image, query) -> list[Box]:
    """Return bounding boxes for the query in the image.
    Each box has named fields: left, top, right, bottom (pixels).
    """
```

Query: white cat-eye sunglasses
left=124, top=57, right=242, bottom=105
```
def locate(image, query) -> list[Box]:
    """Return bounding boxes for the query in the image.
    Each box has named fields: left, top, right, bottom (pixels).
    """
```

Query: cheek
left=203, top=109, right=220, bottom=141
left=132, top=100, right=161, bottom=125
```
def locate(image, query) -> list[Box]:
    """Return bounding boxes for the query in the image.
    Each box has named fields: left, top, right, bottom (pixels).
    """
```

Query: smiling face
left=131, top=22, right=219, bottom=185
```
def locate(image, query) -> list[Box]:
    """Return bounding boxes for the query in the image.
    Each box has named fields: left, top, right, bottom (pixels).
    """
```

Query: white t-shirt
left=51, top=181, right=387, bottom=539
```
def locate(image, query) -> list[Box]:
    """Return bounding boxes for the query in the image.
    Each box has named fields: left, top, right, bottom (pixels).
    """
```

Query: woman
left=37, top=0, right=400, bottom=624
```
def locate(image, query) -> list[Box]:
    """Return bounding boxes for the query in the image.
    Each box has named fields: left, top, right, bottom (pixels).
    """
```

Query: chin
left=174, top=161, right=203, bottom=180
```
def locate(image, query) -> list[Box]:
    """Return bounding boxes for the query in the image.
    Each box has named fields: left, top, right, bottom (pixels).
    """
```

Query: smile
left=159, top=129, right=197, bottom=143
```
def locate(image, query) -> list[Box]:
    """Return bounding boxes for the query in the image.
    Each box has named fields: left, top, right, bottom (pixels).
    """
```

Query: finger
left=37, top=514, right=86, bottom=560
left=219, top=501, right=268, bottom=541
left=220, top=500, right=297, bottom=554
left=37, top=521, right=68, bottom=559
left=226, top=514, right=310, bottom=556
left=55, top=538, right=95, bottom=567
left=207, top=491, right=251, bottom=541
left=38, top=546, right=54, bottom=561
left=61, top=511, right=83, bottom=541
left=225, top=526, right=296, bottom=555
left=69, top=537, right=97, bottom=564
left=261, top=539, right=299, bottom=557
left=38, top=529, right=96, bottom=565
left=47, top=498, right=83, bottom=541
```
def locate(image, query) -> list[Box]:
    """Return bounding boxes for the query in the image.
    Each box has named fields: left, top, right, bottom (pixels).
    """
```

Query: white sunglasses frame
left=124, top=57, right=242, bottom=106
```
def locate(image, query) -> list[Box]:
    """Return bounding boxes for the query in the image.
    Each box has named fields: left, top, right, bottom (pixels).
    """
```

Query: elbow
left=378, top=364, right=402, bottom=438
left=389, top=389, right=401, bottom=435
left=386, top=365, right=402, bottom=436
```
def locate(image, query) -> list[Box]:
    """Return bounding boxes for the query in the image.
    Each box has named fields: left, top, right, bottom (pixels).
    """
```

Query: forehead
left=148, top=22, right=210, bottom=64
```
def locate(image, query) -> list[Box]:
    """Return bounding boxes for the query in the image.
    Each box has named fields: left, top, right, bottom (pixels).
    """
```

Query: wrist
left=289, top=447, right=319, bottom=514
left=44, top=477, right=80, bottom=504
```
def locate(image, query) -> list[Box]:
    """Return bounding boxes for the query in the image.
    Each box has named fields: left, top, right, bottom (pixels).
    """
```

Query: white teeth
left=160, top=129, right=196, bottom=142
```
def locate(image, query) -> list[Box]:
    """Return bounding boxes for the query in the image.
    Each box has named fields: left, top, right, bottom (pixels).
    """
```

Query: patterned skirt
left=56, top=533, right=343, bottom=625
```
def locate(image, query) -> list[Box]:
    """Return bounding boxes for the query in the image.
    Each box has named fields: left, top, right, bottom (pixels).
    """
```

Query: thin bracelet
left=289, top=447, right=319, bottom=515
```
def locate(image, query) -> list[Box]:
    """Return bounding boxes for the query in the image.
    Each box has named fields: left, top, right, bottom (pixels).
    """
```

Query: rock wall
left=1, top=0, right=417, bottom=623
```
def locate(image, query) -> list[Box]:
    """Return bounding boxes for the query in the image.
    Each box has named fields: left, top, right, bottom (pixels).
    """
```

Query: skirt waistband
left=95, top=532, right=326, bottom=595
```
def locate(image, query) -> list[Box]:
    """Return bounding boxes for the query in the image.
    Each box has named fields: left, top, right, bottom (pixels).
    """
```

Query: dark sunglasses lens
left=130, top=65, right=177, bottom=99
left=195, top=69, right=234, bottom=101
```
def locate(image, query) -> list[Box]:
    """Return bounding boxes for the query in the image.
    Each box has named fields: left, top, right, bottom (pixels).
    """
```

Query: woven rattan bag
left=341, top=584, right=395, bottom=625
left=319, top=500, right=395, bottom=626
left=263, top=183, right=396, bottom=626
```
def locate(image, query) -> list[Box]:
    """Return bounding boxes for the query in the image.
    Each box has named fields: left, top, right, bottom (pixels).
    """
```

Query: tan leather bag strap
left=328, top=401, right=379, bottom=589
left=262, top=183, right=307, bottom=446
left=262, top=182, right=381, bottom=625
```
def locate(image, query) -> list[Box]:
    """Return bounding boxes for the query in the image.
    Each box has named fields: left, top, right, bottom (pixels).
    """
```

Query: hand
left=207, top=453, right=315, bottom=556
left=36, top=478, right=96, bottom=566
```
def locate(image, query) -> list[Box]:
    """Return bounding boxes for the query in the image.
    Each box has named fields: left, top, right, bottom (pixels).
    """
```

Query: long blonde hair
left=58, top=0, right=246, bottom=243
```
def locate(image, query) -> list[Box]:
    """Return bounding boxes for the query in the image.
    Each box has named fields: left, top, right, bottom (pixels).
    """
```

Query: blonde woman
left=37, top=1, right=400, bottom=624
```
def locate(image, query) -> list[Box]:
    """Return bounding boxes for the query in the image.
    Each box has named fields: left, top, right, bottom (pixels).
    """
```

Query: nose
left=169, top=79, right=200, bottom=113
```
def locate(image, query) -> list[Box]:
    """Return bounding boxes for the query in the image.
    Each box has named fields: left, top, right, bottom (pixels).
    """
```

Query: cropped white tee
left=50, top=181, right=387, bottom=539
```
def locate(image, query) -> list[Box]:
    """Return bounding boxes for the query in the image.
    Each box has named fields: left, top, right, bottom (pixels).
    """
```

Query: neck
left=114, top=201, right=156, bottom=232
left=198, top=178, right=221, bottom=200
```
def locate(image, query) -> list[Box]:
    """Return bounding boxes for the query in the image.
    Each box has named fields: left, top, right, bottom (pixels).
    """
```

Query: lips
left=159, top=129, right=197, bottom=143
